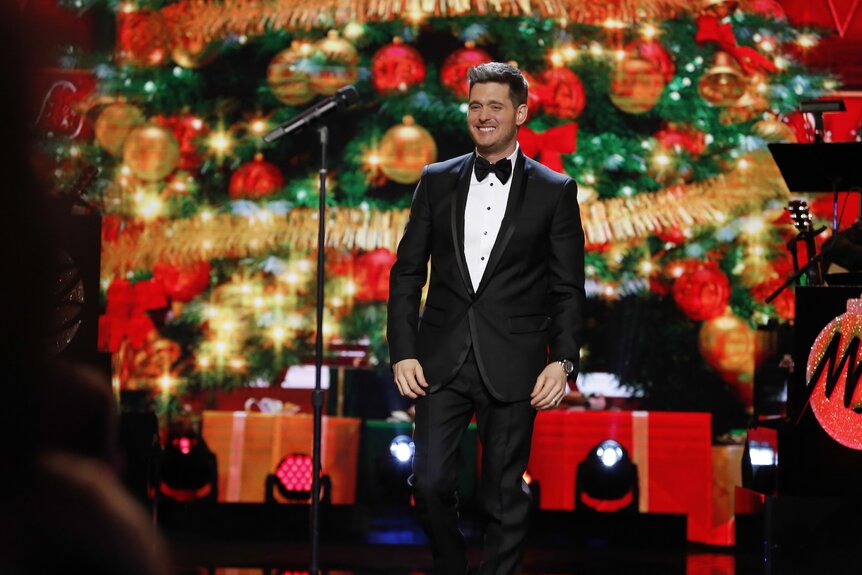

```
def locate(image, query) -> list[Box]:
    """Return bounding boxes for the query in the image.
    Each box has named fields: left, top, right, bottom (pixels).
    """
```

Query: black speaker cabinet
left=780, top=286, right=862, bottom=496
left=50, top=211, right=108, bottom=372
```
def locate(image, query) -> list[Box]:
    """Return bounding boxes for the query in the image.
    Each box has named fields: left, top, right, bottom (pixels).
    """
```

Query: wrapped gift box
left=528, top=411, right=713, bottom=544
left=202, top=411, right=361, bottom=503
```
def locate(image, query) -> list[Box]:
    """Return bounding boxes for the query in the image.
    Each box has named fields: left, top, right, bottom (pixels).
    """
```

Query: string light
left=249, top=118, right=269, bottom=136
left=137, top=194, right=164, bottom=220
left=343, top=21, right=365, bottom=40
left=549, top=50, right=565, bottom=67
left=640, top=23, right=659, bottom=39
left=159, top=373, right=174, bottom=395
left=796, top=33, right=818, bottom=49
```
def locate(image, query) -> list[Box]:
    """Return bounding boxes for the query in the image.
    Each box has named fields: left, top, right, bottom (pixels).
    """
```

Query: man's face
left=467, top=81, right=527, bottom=159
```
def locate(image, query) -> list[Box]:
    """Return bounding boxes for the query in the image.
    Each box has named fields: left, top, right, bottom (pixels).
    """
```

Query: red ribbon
left=695, top=15, right=777, bottom=74
left=518, top=123, right=578, bottom=173
left=98, top=278, right=167, bottom=352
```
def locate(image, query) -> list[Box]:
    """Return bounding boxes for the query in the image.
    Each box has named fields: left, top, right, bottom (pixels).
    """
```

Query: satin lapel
left=475, top=151, right=528, bottom=297
left=450, top=153, right=475, bottom=297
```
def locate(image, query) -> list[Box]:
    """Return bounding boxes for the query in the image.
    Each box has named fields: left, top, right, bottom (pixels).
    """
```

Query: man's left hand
left=530, top=363, right=568, bottom=410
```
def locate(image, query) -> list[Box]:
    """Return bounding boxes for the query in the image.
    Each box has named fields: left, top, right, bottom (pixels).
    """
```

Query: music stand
left=768, top=142, right=862, bottom=231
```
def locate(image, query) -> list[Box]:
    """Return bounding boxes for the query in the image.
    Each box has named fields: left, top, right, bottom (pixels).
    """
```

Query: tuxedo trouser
left=411, top=349, right=537, bottom=575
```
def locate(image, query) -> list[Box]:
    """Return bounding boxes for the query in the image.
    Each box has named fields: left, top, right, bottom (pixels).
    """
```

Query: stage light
left=576, top=439, right=639, bottom=513
left=158, top=429, right=218, bottom=503
left=266, top=453, right=331, bottom=503
left=389, top=435, right=414, bottom=464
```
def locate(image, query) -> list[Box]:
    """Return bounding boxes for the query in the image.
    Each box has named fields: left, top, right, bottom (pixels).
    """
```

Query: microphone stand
left=310, top=123, right=328, bottom=575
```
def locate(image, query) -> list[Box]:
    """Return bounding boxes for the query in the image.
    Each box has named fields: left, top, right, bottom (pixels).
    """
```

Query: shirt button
left=490, top=183, right=494, bottom=187
left=484, top=231, right=488, bottom=235
left=486, top=206, right=491, bottom=211
left=481, top=257, right=485, bottom=261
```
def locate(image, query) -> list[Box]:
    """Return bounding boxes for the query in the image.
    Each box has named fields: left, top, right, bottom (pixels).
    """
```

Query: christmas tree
left=43, top=0, right=831, bottom=430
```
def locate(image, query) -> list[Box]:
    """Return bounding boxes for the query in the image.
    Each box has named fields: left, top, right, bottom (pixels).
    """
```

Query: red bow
left=518, top=124, right=578, bottom=173
left=98, top=278, right=167, bottom=352
left=695, top=15, right=777, bottom=74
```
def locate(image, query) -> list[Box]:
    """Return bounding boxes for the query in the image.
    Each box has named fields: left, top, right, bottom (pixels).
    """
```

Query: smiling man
left=387, top=62, right=585, bottom=575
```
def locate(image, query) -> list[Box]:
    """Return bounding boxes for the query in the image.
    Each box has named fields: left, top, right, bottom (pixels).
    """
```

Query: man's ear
left=516, top=104, right=528, bottom=126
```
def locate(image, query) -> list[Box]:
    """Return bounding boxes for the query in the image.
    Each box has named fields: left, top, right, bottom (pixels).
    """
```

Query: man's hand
left=530, top=362, right=568, bottom=410
left=393, top=359, right=429, bottom=399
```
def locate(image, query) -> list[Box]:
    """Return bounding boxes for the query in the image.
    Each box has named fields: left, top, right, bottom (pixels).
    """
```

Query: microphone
left=262, top=85, right=360, bottom=143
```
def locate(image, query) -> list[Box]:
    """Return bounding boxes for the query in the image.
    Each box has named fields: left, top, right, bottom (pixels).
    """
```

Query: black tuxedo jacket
left=387, top=150, right=585, bottom=402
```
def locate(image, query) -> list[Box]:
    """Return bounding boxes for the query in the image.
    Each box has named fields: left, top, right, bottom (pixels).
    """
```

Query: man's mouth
left=477, top=126, right=496, bottom=133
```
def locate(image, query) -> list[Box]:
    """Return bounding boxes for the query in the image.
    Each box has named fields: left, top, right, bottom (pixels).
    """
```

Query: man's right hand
left=393, top=359, right=429, bottom=399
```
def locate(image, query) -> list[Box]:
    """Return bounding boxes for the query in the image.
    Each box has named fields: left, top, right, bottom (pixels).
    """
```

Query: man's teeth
left=479, top=127, right=495, bottom=132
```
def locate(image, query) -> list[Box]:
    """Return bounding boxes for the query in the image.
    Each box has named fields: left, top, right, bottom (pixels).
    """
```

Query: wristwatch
left=557, top=359, right=575, bottom=378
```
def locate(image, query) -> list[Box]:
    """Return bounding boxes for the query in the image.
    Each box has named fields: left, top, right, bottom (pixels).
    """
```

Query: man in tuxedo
left=387, top=62, right=585, bottom=575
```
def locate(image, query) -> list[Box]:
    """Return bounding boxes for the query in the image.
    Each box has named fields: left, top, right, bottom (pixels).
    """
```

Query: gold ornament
left=719, top=74, right=769, bottom=124
left=379, top=116, right=437, bottom=184
left=609, top=56, right=667, bottom=114
left=123, top=124, right=181, bottom=182
left=267, top=41, right=315, bottom=106
left=753, top=117, right=797, bottom=142
left=698, top=52, right=747, bottom=107
left=95, top=102, right=146, bottom=157
left=309, top=30, right=359, bottom=95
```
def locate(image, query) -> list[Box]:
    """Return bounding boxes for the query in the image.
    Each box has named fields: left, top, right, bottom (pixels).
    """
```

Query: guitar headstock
left=787, top=199, right=813, bottom=233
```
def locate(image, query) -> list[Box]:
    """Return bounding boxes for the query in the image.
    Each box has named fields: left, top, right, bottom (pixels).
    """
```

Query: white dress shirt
left=464, top=145, right=519, bottom=291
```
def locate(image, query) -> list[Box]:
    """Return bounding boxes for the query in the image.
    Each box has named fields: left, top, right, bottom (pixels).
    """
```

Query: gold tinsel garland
left=160, top=0, right=696, bottom=44
left=102, top=153, right=787, bottom=276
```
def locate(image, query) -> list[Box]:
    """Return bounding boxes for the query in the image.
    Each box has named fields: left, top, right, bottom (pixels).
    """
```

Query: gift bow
left=518, top=123, right=578, bottom=173
left=695, top=15, right=777, bottom=74
left=98, top=279, right=167, bottom=352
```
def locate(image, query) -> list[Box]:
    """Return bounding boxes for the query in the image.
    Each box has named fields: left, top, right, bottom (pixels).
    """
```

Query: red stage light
left=170, top=435, right=196, bottom=455
left=273, top=454, right=322, bottom=500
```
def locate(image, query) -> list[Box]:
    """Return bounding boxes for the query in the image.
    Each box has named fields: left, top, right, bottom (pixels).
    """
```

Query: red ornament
left=672, top=263, right=731, bottom=321
left=371, top=38, right=426, bottom=94
left=441, top=44, right=493, bottom=99
left=627, top=40, right=675, bottom=83
left=155, top=113, right=209, bottom=170
left=228, top=154, right=285, bottom=199
left=353, top=248, right=396, bottom=302
left=805, top=297, right=862, bottom=449
left=153, top=261, right=211, bottom=302
left=539, top=67, right=586, bottom=119
left=654, top=124, right=706, bottom=156
left=116, top=10, right=169, bottom=67
left=520, top=69, right=545, bottom=119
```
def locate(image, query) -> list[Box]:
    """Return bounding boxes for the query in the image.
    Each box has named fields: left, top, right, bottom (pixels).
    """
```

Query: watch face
left=563, top=359, right=574, bottom=375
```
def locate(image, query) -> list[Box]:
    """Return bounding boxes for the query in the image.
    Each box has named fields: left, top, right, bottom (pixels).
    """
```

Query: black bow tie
left=474, top=156, right=512, bottom=184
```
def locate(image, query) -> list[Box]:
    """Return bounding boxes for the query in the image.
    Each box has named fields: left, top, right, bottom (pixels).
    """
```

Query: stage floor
left=162, top=503, right=736, bottom=575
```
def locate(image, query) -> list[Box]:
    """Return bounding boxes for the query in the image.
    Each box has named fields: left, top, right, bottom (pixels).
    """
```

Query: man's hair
left=468, top=62, right=528, bottom=108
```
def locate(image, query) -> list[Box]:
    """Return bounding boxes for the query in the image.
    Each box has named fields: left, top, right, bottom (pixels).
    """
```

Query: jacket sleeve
left=387, top=166, right=432, bottom=365
left=547, top=178, right=586, bottom=375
